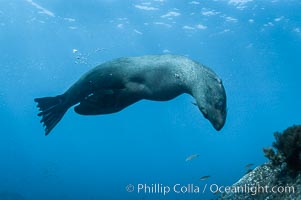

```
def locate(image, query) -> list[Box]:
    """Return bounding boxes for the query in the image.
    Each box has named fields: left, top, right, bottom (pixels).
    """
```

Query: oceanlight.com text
left=125, top=183, right=295, bottom=196
left=209, top=184, right=295, bottom=196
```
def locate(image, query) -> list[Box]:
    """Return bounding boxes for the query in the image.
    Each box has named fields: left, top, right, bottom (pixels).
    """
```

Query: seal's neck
left=188, top=64, right=226, bottom=131
left=186, top=64, right=217, bottom=96
left=188, top=64, right=219, bottom=116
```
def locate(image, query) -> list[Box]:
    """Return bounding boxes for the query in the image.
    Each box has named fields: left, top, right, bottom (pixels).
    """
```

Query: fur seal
left=35, top=54, right=227, bottom=135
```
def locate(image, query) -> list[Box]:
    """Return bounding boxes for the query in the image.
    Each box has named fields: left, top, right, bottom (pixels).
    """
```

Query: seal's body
left=35, top=55, right=227, bottom=135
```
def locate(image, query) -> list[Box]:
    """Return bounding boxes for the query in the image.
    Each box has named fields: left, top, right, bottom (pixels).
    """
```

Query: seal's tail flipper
left=34, top=95, right=68, bottom=136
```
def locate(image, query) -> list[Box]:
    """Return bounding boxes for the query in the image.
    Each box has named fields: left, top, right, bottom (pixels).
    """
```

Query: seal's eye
left=220, top=107, right=227, bottom=116
left=215, top=100, right=223, bottom=109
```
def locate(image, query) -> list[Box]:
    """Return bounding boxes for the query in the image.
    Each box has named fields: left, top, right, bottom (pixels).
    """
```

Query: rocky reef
left=218, top=125, right=301, bottom=200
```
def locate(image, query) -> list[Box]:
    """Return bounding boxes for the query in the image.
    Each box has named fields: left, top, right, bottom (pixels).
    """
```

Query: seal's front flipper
left=34, top=95, right=68, bottom=136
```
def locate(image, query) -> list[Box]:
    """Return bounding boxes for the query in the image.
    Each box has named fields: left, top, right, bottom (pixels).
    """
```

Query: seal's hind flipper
left=34, top=95, right=68, bottom=136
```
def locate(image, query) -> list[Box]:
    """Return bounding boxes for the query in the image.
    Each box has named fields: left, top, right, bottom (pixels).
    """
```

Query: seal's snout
left=205, top=110, right=226, bottom=131
left=198, top=102, right=226, bottom=131
left=212, top=116, right=226, bottom=131
left=212, top=107, right=227, bottom=131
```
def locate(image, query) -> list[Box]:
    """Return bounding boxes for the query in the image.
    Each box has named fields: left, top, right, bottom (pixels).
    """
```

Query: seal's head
left=193, top=76, right=227, bottom=131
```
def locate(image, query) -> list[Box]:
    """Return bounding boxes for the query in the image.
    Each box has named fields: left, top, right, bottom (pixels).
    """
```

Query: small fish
left=95, top=48, right=105, bottom=52
left=200, top=175, right=211, bottom=181
left=245, top=163, right=254, bottom=169
left=185, top=154, right=199, bottom=162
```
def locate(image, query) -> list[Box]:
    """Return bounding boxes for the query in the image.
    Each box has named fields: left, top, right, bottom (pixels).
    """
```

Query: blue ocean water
left=1, top=0, right=301, bottom=199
